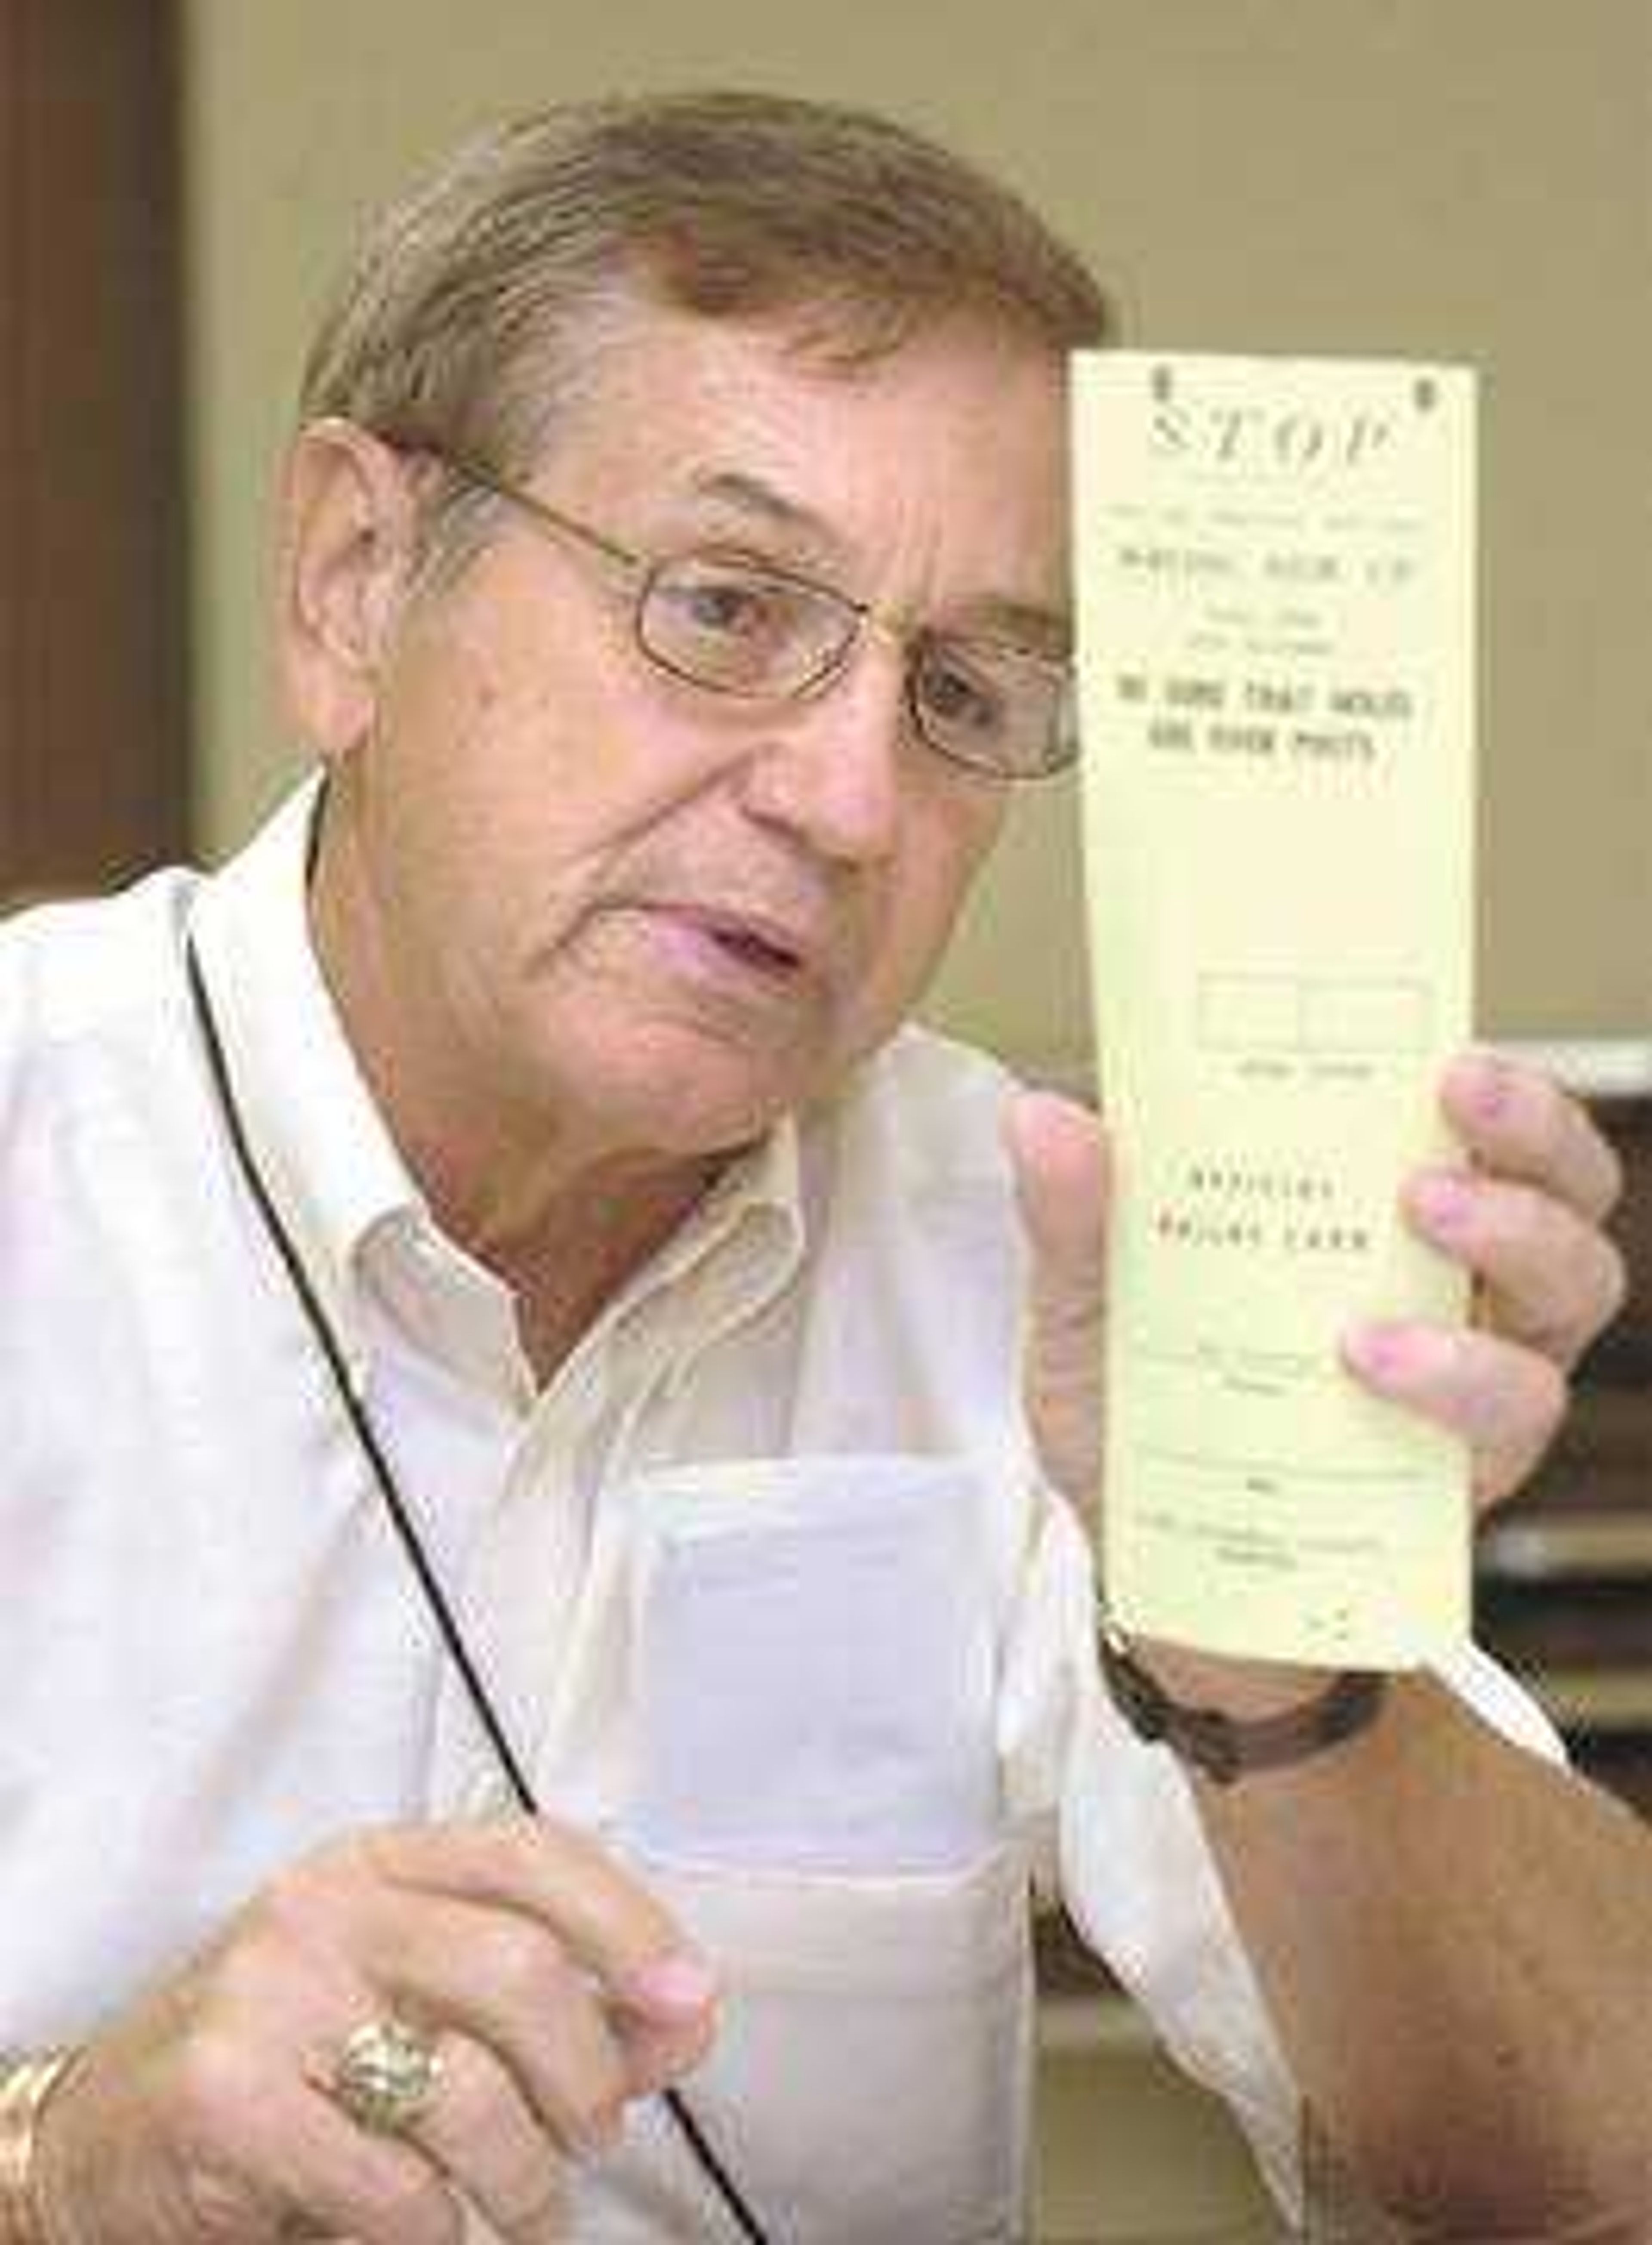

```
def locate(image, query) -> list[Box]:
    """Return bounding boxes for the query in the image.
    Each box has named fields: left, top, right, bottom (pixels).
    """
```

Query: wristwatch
left=1096, top=1611, right=1387, bottom=1786
left=0, top=2050, right=77, bottom=2245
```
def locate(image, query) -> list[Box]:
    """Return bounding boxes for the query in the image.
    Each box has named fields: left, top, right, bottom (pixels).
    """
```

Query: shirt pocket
left=570, top=1837, right=1035, bottom=2244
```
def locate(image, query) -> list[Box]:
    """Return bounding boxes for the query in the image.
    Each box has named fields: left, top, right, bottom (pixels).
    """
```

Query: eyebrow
left=681, top=469, right=1073, bottom=661
left=688, top=469, right=838, bottom=548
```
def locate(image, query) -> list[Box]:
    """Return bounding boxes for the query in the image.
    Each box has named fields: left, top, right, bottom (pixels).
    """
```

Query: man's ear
left=276, top=419, right=420, bottom=763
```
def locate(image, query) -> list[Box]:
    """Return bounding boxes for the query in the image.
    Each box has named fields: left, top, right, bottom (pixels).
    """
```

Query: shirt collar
left=583, top=1114, right=804, bottom=1411
left=187, top=775, right=422, bottom=1371
left=186, top=774, right=807, bottom=1382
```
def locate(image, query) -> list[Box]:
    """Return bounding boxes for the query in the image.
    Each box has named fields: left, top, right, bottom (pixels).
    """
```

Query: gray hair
left=299, top=90, right=1111, bottom=562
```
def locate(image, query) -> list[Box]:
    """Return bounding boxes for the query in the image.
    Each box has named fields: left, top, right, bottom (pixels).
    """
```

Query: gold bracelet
left=0, top=2051, right=78, bottom=2245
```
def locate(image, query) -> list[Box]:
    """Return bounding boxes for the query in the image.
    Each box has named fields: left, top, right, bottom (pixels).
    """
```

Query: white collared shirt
left=0, top=781, right=1562, bottom=2228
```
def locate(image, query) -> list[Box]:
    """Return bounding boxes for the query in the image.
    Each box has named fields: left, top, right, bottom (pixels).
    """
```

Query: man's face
left=307, top=304, right=1070, bottom=1164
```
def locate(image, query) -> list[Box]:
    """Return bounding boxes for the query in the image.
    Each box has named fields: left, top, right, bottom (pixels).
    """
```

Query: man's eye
left=667, top=571, right=785, bottom=641
left=917, top=652, right=1005, bottom=734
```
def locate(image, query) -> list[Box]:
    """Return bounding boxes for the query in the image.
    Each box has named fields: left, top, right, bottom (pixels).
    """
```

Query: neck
left=475, top=1155, right=722, bottom=1380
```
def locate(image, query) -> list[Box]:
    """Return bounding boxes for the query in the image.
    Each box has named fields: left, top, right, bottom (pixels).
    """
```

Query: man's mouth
left=653, top=904, right=811, bottom=981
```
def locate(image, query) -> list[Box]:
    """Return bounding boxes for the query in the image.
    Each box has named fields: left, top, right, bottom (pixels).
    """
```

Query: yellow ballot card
left=1072, top=351, right=1476, bottom=1668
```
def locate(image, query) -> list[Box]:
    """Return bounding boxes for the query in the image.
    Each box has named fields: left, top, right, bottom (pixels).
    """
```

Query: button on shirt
left=0, top=780, right=1563, bottom=2226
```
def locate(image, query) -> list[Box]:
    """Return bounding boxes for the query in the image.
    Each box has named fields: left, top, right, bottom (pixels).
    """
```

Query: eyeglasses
left=420, top=447, right=1077, bottom=782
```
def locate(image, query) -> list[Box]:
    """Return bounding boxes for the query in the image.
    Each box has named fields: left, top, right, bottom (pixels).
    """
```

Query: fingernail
left=625, top=1953, right=719, bottom=2017
left=1342, top=1322, right=1409, bottom=1381
left=1412, top=1171, right=1474, bottom=1235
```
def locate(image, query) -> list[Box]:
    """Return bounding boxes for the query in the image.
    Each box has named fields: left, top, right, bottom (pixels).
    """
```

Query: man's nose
left=735, top=636, right=909, bottom=865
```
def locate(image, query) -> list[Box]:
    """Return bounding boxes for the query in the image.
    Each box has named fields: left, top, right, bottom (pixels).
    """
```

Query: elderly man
left=0, top=91, right=1646, bottom=2245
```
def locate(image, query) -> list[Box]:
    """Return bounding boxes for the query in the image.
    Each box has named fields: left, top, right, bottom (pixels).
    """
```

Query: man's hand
left=1004, top=1050, right=1627, bottom=1528
left=33, top=1816, right=718, bottom=2244
left=1344, top=1050, right=1625, bottom=1512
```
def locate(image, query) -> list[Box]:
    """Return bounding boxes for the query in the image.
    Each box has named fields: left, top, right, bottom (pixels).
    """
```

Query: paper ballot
left=1073, top=352, right=1476, bottom=1668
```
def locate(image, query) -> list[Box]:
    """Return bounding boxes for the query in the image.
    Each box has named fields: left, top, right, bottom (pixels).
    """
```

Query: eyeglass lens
left=639, top=555, right=1069, bottom=778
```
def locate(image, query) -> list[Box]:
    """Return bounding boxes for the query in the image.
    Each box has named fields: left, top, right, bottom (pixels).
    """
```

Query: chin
left=561, top=1039, right=815, bottom=1163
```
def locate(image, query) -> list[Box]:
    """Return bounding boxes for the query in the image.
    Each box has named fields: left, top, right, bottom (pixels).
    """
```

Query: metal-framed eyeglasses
left=420, top=447, right=1078, bottom=783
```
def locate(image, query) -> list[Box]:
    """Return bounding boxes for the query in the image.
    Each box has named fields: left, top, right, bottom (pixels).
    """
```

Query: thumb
left=1002, top=1090, right=1111, bottom=1513
left=1003, top=1090, right=1110, bottom=1303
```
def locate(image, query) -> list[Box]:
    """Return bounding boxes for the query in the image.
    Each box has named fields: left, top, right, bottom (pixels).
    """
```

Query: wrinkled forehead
left=539, top=297, right=1073, bottom=615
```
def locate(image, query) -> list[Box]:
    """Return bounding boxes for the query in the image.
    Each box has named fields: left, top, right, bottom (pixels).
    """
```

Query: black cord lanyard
left=183, top=934, right=771, bottom=2245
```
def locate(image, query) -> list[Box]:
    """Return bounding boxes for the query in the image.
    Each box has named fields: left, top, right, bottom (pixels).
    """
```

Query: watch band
left=1097, top=1616, right=1387, bottom=1786
left=0, top=2050, right=77, bottom=2245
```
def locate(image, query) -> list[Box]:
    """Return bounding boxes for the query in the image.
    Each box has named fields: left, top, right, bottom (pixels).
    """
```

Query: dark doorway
left=0, top=0, right=188, bottom=901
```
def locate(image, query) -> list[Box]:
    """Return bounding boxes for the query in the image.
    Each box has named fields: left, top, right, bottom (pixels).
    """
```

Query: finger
left=346, top=1894, right=641, bottom=2145
left=192, top=2060, right=462, bottom=2245
left=277, top=2106, right=460, bottom=2245
left=1442, top=1053, right=1624, bottom=1223
left=1341, top=1321, right=1568, bottom=1513
left=404, top=2033, right=571, bottom=2243
left=342, top=1818, right=715, bottom=2019
left=612, top=1998, right=719, bottom=2100
left=1002, top=1091, right=1109, bottom=1316
left=1403, top=1168, right=1628, bottom=1367
left=1002, top=1092, right=1110, bottom=1510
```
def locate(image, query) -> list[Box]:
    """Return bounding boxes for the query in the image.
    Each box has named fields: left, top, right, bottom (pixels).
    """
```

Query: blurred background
left=3, top=3, right=1647, bottom=2233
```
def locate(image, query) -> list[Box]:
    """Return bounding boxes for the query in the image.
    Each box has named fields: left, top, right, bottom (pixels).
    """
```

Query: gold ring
left=330, top=2017, right=443, bottom=2136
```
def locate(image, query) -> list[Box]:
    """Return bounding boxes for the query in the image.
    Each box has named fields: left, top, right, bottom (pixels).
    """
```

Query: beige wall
left=184, top=0, right=1650, bottom=1065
